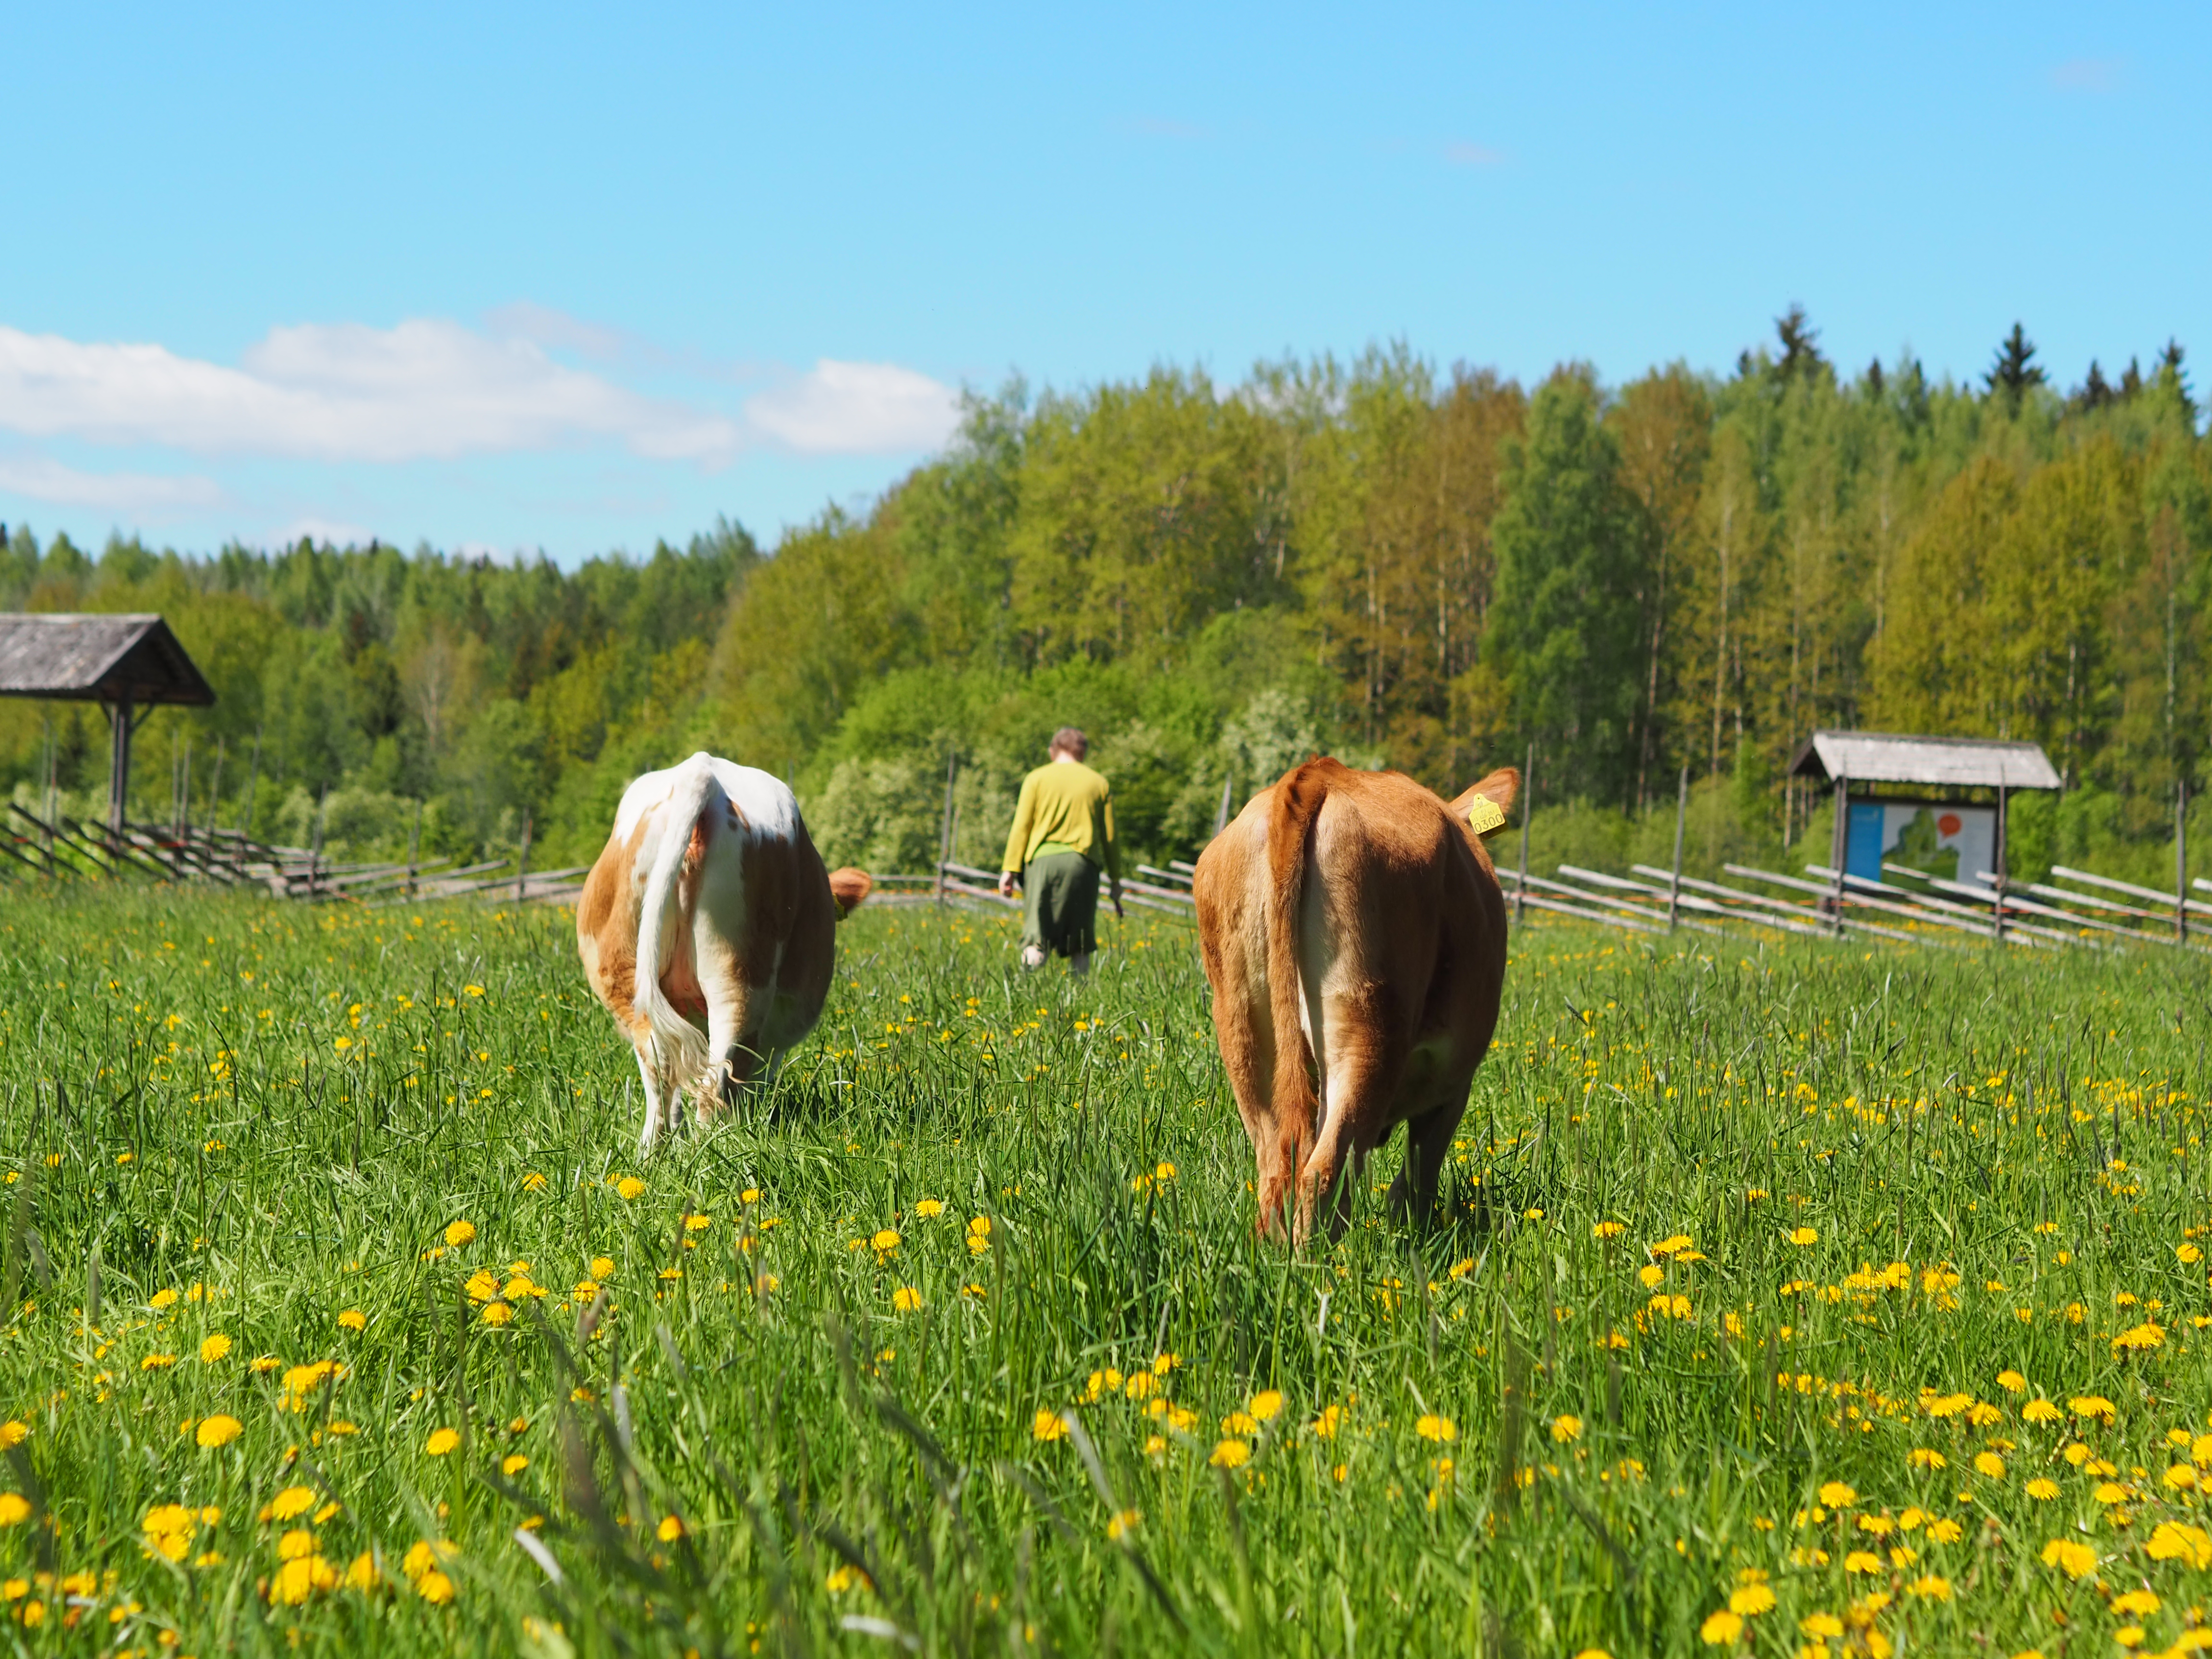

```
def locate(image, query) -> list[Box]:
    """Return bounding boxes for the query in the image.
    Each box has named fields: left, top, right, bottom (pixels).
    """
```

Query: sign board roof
left=0, top=614, right=216, bottom=707
left=1787, top=729, right=2060, bottom=790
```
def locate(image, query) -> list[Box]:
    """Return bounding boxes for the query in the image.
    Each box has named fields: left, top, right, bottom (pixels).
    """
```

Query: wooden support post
left=515, top=809, right=532, bottom=903
left=1828, top=773, right=1848, bottom=927
left=406, top=798, right=423, bottom=901
left=1668, top=765, right=1688, bottom=933
left=107, top=695, right=134, bottom=852
left=1994, top=781, right=2008, bottom=941
left=310, top=784, right=328, bottom=898
left=1516, top=741, right=1534, bottom=928
left=1214, top=774, right=1234, bottom=839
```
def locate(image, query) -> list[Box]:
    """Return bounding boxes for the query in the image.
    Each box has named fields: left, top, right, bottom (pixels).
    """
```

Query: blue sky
left=3, top=3, right=2203, bottom=563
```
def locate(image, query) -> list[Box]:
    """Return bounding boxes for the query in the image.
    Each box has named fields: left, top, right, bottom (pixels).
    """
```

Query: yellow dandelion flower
left=1551, top=1414, right=1583, bottom=1443
left=915, top=1200, right=944, bottom=1218
left=0, top=1423, right=24, bottom=1450
left=1728, top=1581, right=1776, bottom=1615
left=1817, top=1481, right=1857, bottom=1508
left=2112, top=1589, right=2160, bottom=1618
left=196, top=1414, right=242, bottom=1449
left=2021, top=1400, right=2062, bottom=1425
left=657, top=1515, right=684, bottom=1542
left=891, top=1286, right=923, bottom=1313
left=871, top=1228, right=900, bottom=1254
left=2147, top=1521, right=2212, bottom=1568
left=0, top=1495, right=27, bottom=1526
left=1973, top=1452, right=2004, bottom=1479
left=1908, top=1575, right=1951, bottom=1601
left=521, top=1172, right=548, bottom=1192
left=1249, top=1390, right=1285, bottom=1423
left=417, top=1569, right=455, bottom=1604
left=268, top=1486, right=317, bottom=1521
left=1032, top=1410, right=1068, bottom=1443
left=1593, top=1220, right=1625, bottom=1239
left=425, top=1427, right=460, bottom=1457
left=1209, top=1439, right=1250, bottom=1468
left=345, top=1552, right=377, bottom=1591
left=1842, top=1551, right=1882, bottom=1574
left=1416, top=1414, right=1456, bottom=1443
left=1788, top=1227, right=1818, bottom=1246
left=502, top=1454, right=529, bottom=1477
left=1106, top=1508, right=1141, bottom=1540
left=444, top=1220, right=475, bottom=1248
left=1800, top=1613, right=1844, bottom=1639
left=337, top=1309, right=366, bottom=1333
left=2039, top=1538, right=2096, bottom=1578
left=1907, top=1448, right=1946, bottom=1470
left=1698, top=1608, right=1743, bottom=1644
left=2068, top=1395, right=2116, bottom=1423
left=615, top=1177, right=646, bottom=1201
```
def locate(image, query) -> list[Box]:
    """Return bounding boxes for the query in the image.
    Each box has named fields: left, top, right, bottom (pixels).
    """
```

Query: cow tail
left=1264, top=758, right=1336, bottom=1133
left=634, top=753, right=717, bottom=1087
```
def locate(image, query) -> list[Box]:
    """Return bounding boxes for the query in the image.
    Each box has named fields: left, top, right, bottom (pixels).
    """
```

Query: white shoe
left=1021, top=946, right=1047, bottom=970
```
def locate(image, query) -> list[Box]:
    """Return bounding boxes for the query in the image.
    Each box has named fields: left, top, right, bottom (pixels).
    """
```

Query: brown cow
left=576, top=751, right=869, bottom=1152
left=1192, top=756, right=1519, bottom=1241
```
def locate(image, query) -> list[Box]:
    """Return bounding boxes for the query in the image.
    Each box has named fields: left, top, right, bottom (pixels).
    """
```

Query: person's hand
left=1110, top=883, right=1125, bottom=921
left=998, top=871, right=1016, bottom=900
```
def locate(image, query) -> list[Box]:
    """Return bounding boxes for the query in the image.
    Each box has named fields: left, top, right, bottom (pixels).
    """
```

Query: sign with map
left=1844, top=800, right=1996, bottom=885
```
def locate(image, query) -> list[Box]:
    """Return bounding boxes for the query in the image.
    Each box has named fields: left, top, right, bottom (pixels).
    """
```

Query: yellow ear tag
left=1466, top=796, right=1508, bottom=836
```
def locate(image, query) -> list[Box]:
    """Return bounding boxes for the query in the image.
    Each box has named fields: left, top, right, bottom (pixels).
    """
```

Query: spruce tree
left=1985, top=323, right=2046, bottom=409
left=1775, top=305, right=1824, bottom=380
left=2075, top=360, right=2114, bottom=411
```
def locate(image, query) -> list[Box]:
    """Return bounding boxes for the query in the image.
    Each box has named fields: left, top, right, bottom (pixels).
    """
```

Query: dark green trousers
left=1021, top=851, right=1100, bottom=958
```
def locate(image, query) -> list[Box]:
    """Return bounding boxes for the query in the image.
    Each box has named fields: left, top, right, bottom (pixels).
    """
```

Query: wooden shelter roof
left=1787, top=729, right=2060, bottom=791
left=0, top=614, right=216, bottom=707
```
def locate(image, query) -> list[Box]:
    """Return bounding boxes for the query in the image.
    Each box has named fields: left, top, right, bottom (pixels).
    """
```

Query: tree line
left=3, top=312, right=2206, bottom=886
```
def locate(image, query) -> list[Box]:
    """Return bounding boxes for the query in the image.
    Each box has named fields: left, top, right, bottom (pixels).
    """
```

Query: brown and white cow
left=576, top=751, right=870, bottom=1152
left=1192, top=756, right=1519, bottom=1242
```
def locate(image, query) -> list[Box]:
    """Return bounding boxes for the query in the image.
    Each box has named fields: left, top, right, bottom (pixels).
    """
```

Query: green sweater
left=1001, top=761, right=1120, bottom=880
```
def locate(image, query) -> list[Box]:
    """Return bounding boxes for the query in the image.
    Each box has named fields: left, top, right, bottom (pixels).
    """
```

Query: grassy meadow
left=0, top=888, right=2207, bottom=1656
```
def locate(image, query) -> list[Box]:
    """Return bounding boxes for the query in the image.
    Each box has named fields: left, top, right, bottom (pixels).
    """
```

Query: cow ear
left=1449, top=767, right=1520, bottom=835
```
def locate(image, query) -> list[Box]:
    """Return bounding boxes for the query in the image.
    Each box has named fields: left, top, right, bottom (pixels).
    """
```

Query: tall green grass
left=0, top=889, right=2206, bottom=1655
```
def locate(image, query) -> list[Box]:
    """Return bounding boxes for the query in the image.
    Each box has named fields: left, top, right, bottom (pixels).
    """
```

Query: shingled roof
left=0, top=614, right=215, bottom=707
left=1788, top=729, right=2059, bottom=791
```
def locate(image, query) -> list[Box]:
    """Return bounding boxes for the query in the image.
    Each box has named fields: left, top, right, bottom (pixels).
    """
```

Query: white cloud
left=744, top=359, right=962, bottom=455
left=0, top=454, right=223, bottom=512
left=0, top=319, right=743, bottom=465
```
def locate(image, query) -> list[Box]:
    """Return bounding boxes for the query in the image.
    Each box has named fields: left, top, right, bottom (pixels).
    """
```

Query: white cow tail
left=633, top=754, right=717, bottom=1087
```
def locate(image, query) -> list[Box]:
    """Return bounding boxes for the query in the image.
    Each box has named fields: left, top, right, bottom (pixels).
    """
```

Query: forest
left=3, top=312, right=2207, bottom=889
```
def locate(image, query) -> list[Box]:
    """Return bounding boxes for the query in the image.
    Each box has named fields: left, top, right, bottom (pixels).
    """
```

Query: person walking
left=998, top=726, right=1122, bottom=973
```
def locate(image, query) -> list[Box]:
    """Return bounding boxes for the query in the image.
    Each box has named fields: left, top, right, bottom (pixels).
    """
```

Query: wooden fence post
left=1515, top=741, right=1533, bottom=928
left=516, top=810, right=533, bottom=903
left=1668, top=765, right=1688, bottom=933
left=406, top=799, right=423, bottom=901
left=2179, top=780, right=2189, bottom=943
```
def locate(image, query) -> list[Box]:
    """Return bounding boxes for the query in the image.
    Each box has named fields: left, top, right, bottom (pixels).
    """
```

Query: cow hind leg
left=699, top=981, right=761, bottom=1124
left=1386, top=1092, right=1470, bottom=1226
left=633, top=1042, right=675, bottom=1156
left=1296, top=1002, right=1401, bottom=1244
